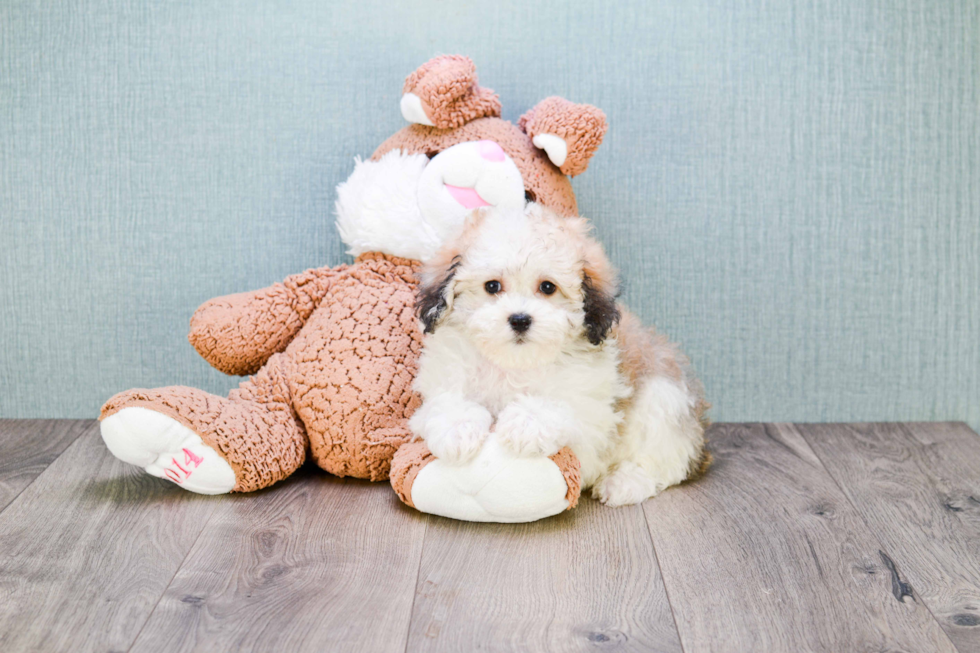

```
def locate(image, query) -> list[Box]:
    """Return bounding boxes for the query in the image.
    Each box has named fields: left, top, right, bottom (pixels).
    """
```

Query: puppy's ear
left=417, top=252, right=461, bottom=334
left=572, top=220, right=620, bottom=345
left=582, top=273, right=620, bottom=345
left=416, top=209, right=489, bottom=333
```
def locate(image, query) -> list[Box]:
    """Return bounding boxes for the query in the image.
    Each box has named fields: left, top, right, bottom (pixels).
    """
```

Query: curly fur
left=402, top=55, right=501, bottom=129
left=412, top=204, right=709, bottom=506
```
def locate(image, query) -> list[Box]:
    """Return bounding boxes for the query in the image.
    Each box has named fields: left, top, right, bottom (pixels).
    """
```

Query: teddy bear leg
left=100, top=354, right=307, bottom=494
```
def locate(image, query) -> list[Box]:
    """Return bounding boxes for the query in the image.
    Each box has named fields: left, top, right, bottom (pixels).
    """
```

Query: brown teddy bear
left=99, top=55, right=607, bottom=522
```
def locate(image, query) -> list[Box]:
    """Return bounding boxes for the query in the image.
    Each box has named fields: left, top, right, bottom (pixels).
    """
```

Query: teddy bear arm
left=188, top=264, right=347, bottom=376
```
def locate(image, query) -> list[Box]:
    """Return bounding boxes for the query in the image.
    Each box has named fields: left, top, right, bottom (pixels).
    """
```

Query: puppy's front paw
left=411, top=399, right=493, bottom=464
left=426, top=420, right=489, bottom=464
left=496, top=400, right=562, bottom=457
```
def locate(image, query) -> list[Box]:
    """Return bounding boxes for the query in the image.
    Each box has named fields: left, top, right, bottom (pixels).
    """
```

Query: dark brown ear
left=416, top=253, right=461, bottom=334
left=416, top=209, right=490, bottom=333
left=570, top=218, right=620, bottom=345
left=582, top=273, right=620, bottom=345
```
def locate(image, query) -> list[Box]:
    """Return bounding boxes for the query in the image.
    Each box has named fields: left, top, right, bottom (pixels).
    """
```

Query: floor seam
left=403, top=515, right=429, bottom=653
left=641, top=504, right=688, bottom=653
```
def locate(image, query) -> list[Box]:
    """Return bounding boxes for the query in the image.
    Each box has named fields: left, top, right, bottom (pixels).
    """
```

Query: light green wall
left=2, top=0, right=978, bottom=428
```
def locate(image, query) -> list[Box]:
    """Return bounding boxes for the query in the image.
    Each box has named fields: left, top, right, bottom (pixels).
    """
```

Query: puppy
left=409, top=204, right=709, bottom=506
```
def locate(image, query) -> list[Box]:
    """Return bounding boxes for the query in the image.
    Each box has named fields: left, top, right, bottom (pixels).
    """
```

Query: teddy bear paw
left=101, top=407, right=236, bottom=494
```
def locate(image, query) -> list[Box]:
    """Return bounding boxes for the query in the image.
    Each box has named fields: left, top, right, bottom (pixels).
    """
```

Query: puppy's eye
left=484, top=280, right=502, bottom=295
left=539, top=280, right=557, bottom=295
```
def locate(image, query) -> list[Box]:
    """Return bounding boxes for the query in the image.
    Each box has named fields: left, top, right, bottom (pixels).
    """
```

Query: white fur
left=495, top=394, right=583, bottom=457
left=334, top=143, right=527, bottom=262
left=592, top=377, right=704, bottom=506
left=412, top=206, right=706, bottom=506
left=408, top=391, right=492, bottom=463
left=417, top=140, right=525, bottom=246
left=334, top=150, right=441, bottom=261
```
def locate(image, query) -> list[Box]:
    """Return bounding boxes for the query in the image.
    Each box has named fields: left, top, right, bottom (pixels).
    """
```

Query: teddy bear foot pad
left=101, top=407, right=236, bottom=494
left=392, top=438, right=579, bottom=523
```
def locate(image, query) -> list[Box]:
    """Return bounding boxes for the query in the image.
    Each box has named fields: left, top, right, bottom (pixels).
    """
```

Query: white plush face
left=334, top=141, right=526, bottom=262
left=438, top=207, right=591, bottom=370
left=418, top=140, right=526, bottom=246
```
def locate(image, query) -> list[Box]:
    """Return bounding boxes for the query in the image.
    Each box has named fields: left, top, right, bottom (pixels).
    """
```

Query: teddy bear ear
left=519, top=97, right=608, bottom=176
left=400, top=55, right=502, bottom=130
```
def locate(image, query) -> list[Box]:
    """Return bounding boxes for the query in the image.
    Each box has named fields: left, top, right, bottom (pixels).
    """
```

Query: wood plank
left=0, top=423, right=221, bottom=652
left=0, top=419, right=88, bottom=512
left=129, top=473, right=427, bottom=653
left=644, top=423, right=956, bottom=652
left=797, top=422, right=980, bottom=652
left=407, top=497, right=682, bottom=653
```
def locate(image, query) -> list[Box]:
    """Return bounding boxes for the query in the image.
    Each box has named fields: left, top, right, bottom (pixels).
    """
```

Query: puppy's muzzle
left=508, top=313, right=532, bottom=334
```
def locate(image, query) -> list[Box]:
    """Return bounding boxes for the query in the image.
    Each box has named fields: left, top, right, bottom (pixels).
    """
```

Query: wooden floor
left=1, top=421, right=979, bottom=652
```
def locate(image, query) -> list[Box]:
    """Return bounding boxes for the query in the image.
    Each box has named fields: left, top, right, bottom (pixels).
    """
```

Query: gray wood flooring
left=0, top=420, right=978, bottom=652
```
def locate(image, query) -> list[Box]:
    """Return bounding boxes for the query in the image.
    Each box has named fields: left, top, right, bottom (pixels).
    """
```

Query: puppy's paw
left=410, top=397, right=492, bottom=464
left=496, top=400, right=562, bottom=457
left=425, top=420, right=490, bottom=464
left=592, top=462, right=661, bottom=507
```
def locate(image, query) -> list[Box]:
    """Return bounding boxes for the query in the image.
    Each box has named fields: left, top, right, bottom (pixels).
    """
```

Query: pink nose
left=477, top=140, right=505, bottom=162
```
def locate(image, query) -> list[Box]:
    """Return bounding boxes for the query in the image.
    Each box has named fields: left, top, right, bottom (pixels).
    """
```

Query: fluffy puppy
left=410, top=204, right=710, bottom=506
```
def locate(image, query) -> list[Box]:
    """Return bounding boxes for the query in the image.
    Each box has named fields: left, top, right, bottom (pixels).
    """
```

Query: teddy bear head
left=335, top=55, right=608, bottom=262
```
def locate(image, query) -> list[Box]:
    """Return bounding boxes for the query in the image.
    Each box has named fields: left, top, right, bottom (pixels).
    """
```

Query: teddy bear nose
left=477, top=140, right=505, bottom=162
left=508, top=313, right=533, bottom=334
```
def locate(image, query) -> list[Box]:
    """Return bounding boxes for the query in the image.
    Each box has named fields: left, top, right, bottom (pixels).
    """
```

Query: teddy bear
left=99, top=55, right=607, bottom=522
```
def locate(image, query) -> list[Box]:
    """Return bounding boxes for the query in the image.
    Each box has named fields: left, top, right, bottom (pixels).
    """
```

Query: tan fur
left=188, top=265, right=347, bottom=376
left=103, top=254, right=423, bottom=488
left=418, top=209, right=488, bottom=290
left=548, top=447, right=582, bottom=509
left=402, top=55, right=501, bottom=129
left=614, top=311, right=712, bottom=478
left=561, top=215, right=620, bottom=303
left=388, top=439, right=434, bottom=508
left=100, top=55, right=610, bottom=499
left=533, top=209, right=710, bottom=435
left=100, top=353, right=307, bottom=493
left=561, top=211, right=713, bottom=490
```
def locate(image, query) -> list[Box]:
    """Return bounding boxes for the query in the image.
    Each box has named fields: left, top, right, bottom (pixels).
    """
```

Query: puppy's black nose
left=508, top=313, right=532, bottom=334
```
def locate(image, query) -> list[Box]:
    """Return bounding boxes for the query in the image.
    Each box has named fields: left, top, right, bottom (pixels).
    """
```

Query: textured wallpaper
left=1, top=0, right=978, bottom=429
